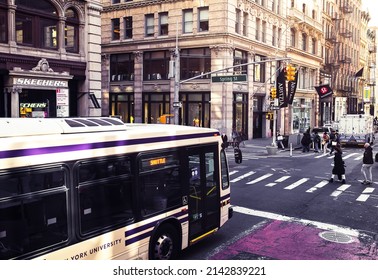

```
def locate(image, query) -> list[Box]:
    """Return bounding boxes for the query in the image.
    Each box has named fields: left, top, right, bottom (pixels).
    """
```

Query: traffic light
left=270, top=87, right=277, bottom=99
left=285, top=64, right=296, bottom=81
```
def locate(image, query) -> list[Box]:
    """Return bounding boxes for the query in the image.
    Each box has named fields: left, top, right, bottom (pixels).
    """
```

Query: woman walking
left=329, top=144, right=346, bottom=184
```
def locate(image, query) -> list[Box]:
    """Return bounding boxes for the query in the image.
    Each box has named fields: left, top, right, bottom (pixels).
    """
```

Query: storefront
left=5, top=59, right=73, bottom=118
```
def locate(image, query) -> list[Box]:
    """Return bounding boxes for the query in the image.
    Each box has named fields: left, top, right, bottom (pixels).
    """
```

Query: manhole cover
left=319, top=231, right=354, bottom=244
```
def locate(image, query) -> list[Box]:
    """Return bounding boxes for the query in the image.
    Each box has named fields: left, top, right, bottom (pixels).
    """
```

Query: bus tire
left=149, top=224, right=179, bottom=260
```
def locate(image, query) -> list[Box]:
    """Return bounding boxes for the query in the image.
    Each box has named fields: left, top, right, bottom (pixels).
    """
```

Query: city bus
left=0, top=117, right=232, bottom=260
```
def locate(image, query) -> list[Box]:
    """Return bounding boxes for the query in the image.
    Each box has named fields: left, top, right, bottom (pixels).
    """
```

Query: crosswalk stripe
left=330, top=184, right=351, bottom=197
left=284, top=178, right=309, bottom=190
left=354, top=155, right=363, bottom=160
left=343, top=153, right=359, bottom=159
left=246, top=173, right=273, bottom=184
left=229, top=170, right=239, bottom=176
left=275, top=175, right=291, bottom=182
left=306, top=180, right=329, bottom=193
left=230, top=171, right=255, bottom=183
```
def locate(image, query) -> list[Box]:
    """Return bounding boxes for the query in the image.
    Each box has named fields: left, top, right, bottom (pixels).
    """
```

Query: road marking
left=230, top=171, right=255, bottom=183
left=315, top=154, right=328, bottom=158
left=275, top=175, right=291, bottom=182
left=229, top=170, right=239, bottom=176
left=330, top=184, right=351, bottom=197
left=246, top=173, right=273, bottom=184
left=356, top=187, right=375, bottom=202
left=354, top=155, right=363, bottom=161
left=284, top=178, right=309, bottom=190
left=306, top=180, right=329, bottom=193
left=342, top=153, right=359, bottom=159
left=232, top=205, right=360, bottom=237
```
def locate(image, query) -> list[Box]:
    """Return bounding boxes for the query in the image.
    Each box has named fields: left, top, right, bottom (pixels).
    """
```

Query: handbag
left=277, top=135, right=283, bottom=141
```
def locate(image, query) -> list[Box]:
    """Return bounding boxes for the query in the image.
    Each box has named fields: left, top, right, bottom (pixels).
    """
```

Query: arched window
left=15, top=0, right=59, bottom=49
left=65, top=8, right=79, bottom=53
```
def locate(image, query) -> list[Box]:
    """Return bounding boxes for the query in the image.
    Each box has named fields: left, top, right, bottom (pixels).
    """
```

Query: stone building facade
left=0, top=0, right=102, bottom=118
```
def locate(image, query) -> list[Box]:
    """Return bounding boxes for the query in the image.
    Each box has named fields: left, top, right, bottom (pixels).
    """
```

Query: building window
left=15, top=0, right=59, bottom=49
left=235, top=8, right=241, bottom=34
left=145, top=14, right=154, bottom=37
left=143, top=50, right=170, bottom=80
left=65, top=8, right=79, bottom=53
left=255, top=18, right=260, bottom=41
left=0, top=8, right=7, bottom=43
left=143, top=92, right=170, bottom=124
left=180, top=48, right=211, bottom=80
left=110, top=53, right=135, bottom=81
left=290, top=28, right=296, bottom=47
left=112, top=0, right=120, bottom=3
left=243, top=12, right=248, bottom=36
left=234, top=49, right=247, bottom=75
left=312, top=38, right=316, bottom=55
left=272, top=26, right=277, bottom=46
left=111, top=18, right=120, bottom=40
left=124, top=16, right=132, bottom=39
left=183, top=9, right=193, bottom=33
left=198, top=7, right=209, bottom=32
left=302, top=33, right=307, bottom=51
left=159, top=12, right=168, bottom=36
left=253, top=55, right=266, bottom=83
left=262, top=21, right=266, bottom=43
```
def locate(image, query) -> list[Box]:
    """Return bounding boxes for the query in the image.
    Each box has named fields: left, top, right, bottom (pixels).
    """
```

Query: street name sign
left=211, top=75, right=247, bottom=82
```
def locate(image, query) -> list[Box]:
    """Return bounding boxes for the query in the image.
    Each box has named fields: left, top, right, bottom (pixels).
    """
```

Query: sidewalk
left=230, top=137, right=303, bottom=155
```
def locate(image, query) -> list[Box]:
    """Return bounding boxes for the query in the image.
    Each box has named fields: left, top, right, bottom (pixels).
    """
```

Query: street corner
left=208, top=219, right=378, bottom=260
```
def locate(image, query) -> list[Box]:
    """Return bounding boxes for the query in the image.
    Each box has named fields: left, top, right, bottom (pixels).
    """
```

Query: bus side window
left=220, top=150, right=229, bottom=190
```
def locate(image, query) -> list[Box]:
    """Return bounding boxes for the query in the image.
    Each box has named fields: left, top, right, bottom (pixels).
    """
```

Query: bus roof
left=0, top=117, right=220, bottom=138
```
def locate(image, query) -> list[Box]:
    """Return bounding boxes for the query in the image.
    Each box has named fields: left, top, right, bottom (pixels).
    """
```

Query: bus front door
left=187, top=146, right=220, bottom=242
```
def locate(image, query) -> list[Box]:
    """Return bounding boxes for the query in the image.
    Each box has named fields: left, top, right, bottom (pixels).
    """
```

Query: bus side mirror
left=234, top=147, right=242, bottom=164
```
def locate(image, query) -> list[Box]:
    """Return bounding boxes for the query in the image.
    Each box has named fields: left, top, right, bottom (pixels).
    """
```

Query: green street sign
left=211, top=75, right=247, bottom=83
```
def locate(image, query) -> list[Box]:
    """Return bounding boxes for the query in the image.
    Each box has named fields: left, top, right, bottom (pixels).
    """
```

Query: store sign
left=13, top=77, right=68, bottom=88
left=56, top=88, right=69, bottom=117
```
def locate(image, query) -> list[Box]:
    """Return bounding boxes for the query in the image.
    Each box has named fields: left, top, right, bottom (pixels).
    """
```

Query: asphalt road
left=181, top=143, right=378, bottom=260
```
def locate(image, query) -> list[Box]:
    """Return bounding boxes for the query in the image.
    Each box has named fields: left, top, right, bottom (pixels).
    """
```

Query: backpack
left=375, top=152, right=378, bottom=163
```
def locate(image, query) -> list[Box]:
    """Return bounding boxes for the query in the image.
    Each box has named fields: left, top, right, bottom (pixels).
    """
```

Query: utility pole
left=173, top=21, right=180, bottom=125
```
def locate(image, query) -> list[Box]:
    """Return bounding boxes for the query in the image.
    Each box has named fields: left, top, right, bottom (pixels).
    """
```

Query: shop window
left=180, top=48, right=211, bottom=80
left=110, top=53, right=135, bottom=81
left=143, top=51, right=170, bottom=80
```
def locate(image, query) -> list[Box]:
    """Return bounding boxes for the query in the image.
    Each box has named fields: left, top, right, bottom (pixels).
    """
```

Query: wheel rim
left=154, top=234, right=173, bottom=260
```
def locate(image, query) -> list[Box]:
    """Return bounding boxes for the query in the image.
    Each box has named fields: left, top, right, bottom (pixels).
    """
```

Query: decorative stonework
left=133, top=51, right=143, bottom=62
left=210, top=44, right=235, bottom=56
left=32, top=58, right=54, bottom=72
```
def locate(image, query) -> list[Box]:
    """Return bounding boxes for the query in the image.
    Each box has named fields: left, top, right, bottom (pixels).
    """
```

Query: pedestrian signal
left=266, top=112, right=273, bottom=120
left=270, top=87, right=277, bottom=99
left=285, top=64, right=296, bottom=81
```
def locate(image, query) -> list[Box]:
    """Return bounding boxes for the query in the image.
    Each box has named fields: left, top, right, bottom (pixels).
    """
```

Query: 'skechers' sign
left=13, top=78, right=68, bottom=88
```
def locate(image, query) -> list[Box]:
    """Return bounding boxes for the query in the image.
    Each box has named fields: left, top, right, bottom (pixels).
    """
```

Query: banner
left=287, top=71, right=299, bottom=105
left=355, top=67, right=364, bottom=77
left=314, top=84, right=333, bottom=99
left=364, top=86, right=371, bottom=102
left=276, top=68, right=287, bottom=108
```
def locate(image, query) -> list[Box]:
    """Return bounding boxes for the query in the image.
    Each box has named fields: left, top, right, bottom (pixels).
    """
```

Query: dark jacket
left=363, top=146, right=374, bottom=164
left=332, top=149, right=345, bottom=175
left=301, top=132, right=312, bottom=145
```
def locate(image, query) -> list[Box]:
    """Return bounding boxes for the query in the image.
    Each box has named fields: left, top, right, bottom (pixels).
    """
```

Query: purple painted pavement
left=210, top=220, right=377, bottom=260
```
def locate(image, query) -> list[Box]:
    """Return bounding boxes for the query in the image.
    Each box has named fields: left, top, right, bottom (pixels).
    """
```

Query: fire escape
left=324, top=0, right=355, bottom=114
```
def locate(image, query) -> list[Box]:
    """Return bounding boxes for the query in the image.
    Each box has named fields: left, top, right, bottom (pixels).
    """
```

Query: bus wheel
left=149, top=224, right=179, bottom=260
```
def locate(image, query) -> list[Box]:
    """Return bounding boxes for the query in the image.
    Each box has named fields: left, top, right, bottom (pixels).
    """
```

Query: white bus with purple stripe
left=0, top=117, right=231, bottom=260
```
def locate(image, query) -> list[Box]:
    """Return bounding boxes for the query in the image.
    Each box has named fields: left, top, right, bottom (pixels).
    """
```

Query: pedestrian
left=329, top=130, right=337, bottom=155
left=276, top=132, right=285, bottom=150
left=301, top=129, right=311, bottom=152
left=329, top=144, right=346, bottom=184
left=361, top=142, right=374, bottom=185
left=311, top=129, right=320, bottom=153
left=322, top=132, right=330, bottom=154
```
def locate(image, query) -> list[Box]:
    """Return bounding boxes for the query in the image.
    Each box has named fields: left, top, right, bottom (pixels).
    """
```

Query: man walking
left=361, top=143, right=374, bottom=185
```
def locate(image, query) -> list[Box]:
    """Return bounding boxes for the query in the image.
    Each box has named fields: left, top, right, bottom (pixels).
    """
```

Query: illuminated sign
left=14, top=77, right=68, bottom=88
left=149, top=158, right=166, bottom=166
left=20, top=103, right=47, bottom=108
